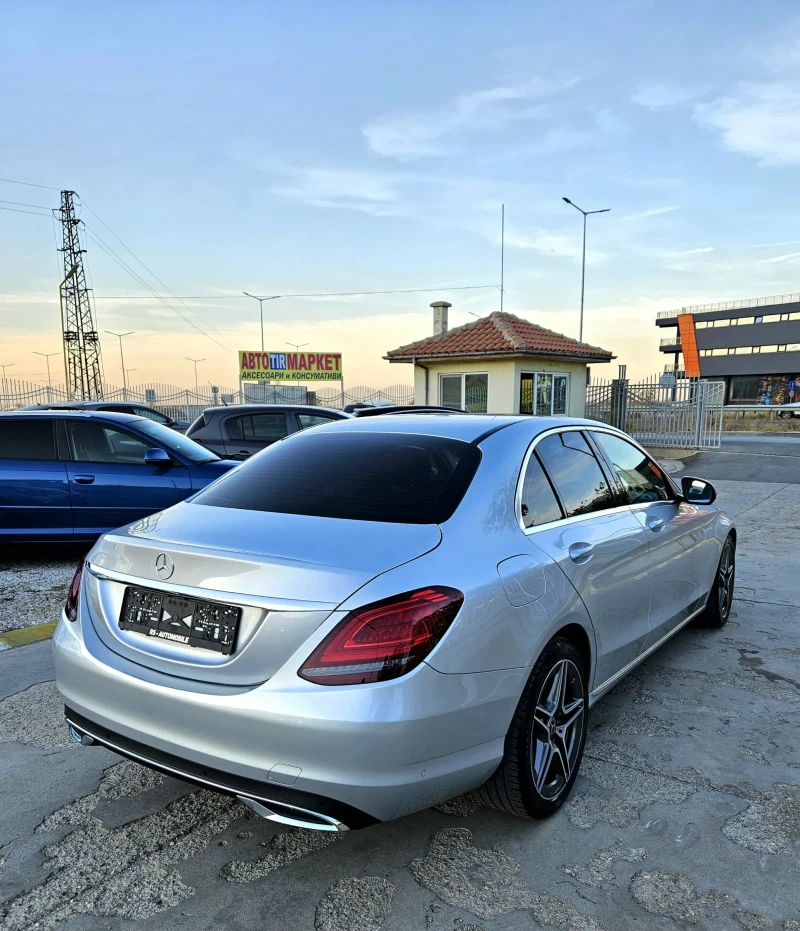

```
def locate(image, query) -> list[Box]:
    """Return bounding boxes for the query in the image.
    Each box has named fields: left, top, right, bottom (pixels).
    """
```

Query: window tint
left=297, top=413, right=338, bottom=430
left=134, top=419, right=219, bottom=463
left=520, top=451, right=562, bottom=528
left=0, top=420, right=56, bottom=460
left=592, top=432, right=672, bottom=504
left=133, top=407, right=170, bottom=425
left=536, top=432, right=614, bottom=517
left=226, top=413, right=289, bottom=442
left=195, top=432, right=481, bottom=524
left=68, top=422, right=152, bottom=464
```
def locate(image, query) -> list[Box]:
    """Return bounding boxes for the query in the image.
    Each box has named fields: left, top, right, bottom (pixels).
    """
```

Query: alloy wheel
left=531, top=658, right=585, bottom=801
left=718, top=543, right=735, bottom=620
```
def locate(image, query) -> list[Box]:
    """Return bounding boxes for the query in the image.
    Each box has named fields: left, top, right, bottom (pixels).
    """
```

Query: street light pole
left=185, top=357, right=204, bottom=395
left=105, top=331, right=135, bottom=398
left=33, top=351, right=60, bottom=401
left=562, top=197, right=610, bottom=343
left=243, top=292, right=281, bottom=352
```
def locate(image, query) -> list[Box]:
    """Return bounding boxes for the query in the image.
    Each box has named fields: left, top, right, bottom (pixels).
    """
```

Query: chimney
left=431, top=300, right=451, bottom=336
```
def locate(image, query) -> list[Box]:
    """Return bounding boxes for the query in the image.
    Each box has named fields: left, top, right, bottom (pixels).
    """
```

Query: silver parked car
left=54, top=414, right=735, bottom=831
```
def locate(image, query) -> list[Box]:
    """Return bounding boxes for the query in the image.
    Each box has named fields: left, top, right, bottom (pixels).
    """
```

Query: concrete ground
left=1, top=455, right=799, bottom=929
left=686, top=435, right=800, bottom=484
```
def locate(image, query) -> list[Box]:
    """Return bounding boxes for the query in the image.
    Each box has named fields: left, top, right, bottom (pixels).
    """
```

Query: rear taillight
left=299, top=586, right=463, bottom=686
left=65, top=561, right=84, bottom=622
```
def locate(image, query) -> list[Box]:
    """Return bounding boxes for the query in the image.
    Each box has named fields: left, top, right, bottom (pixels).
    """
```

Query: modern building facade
left=386, top=302, right=613, bottom=416
left=657, top=293, right=800, bottom=404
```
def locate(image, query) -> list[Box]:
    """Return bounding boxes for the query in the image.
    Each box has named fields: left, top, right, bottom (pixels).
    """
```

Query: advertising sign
left=239, top=350, right=343, bottom=382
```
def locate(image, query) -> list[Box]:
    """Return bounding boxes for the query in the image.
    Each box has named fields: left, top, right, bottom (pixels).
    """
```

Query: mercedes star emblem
left=155, top=553, right=175, bottom=580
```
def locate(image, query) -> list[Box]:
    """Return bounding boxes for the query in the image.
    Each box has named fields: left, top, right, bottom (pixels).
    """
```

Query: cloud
left=757, top=250, right=800, bottom=264
left=362, top=77, right=579, bottom=158
left=269, top=168, right=404, bottom=215
left=620, top=206, right=679, bottom=220
left=504, top=229, right=607, bottom=263
left=631, top=84, right=706, bottom=109
left=697, top=80, right=800, bottom=165
left=682, top=246, right=714, bottom=254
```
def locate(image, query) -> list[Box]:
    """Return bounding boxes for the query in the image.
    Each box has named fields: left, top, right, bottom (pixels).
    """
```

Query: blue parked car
left=0, top=410, right=237, bottom=543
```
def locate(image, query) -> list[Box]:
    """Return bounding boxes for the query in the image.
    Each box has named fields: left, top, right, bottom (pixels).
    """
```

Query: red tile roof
left=386, top=312, right=614, bottom=362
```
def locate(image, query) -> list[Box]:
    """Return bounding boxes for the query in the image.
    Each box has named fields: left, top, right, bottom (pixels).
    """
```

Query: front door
left=526, top=430, right=653, bottom=691
left=0, top=418, right=72, bottom=541
left=590, top=429, right=719, bottom=645
left=64, top=419, right=191, bottom=535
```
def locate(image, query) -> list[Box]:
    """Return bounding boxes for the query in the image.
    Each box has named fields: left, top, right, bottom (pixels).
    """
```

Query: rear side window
left=536, top=431, right=614, bottom=517
left=519, top=451, right=563, bottom=528
left=226, top=413, right=289, bottom=442
left=195, top=432, right=481, bottom=524
left=297, top=413, right=338, bottom=430
left=0, top=420, right=56, bottom=460
left=133, top=407, right=171, bottom=425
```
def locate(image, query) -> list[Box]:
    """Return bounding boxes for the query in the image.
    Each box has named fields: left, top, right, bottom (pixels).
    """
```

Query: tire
left=779, top=411, right=792, bottom=420
left=477, top=637, right=588, bottom=819
left=697, top=535, right=735, bottom=629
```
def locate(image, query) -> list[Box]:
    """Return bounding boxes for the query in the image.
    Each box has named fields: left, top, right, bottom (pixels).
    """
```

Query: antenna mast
left=58, top=191, right=103, bottom=399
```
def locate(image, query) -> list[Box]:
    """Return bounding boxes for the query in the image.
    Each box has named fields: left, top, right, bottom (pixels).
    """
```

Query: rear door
left=64, top=419, right=191, bottom=535
left=590, top=429, right=719, bottom=645
left=222, top=411, right=290, bottom=459
left=0, top=418, right=72, bottom=541
left=523, top=428, right=653, bottom=690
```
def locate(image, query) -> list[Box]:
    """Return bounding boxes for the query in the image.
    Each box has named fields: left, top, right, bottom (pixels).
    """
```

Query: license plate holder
left=119, top=586, right=241, bottom=655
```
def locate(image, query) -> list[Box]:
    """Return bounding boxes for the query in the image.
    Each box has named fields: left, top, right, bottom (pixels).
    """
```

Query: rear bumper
left=53, top=610, right=526, bottom=824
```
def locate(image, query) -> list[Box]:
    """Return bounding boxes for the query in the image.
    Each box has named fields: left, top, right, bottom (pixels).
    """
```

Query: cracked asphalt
left=1, top=472, right=799, bottom=930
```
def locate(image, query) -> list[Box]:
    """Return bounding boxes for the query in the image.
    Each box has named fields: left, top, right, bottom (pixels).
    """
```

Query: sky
left=2, top=0, right=800, bottom=392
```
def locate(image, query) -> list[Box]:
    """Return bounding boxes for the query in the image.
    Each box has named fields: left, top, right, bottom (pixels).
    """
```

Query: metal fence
left=0, top=378, right=415, bottom=419
left=586, top=368, right=725, bottom=449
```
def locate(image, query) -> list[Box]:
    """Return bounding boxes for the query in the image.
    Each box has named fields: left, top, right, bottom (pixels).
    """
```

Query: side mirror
left=144, top=447, right=173, bottom=466
left=681, top=475, right=716, bottom=505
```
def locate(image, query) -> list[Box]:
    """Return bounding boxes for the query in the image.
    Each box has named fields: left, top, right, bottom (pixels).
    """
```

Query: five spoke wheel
left=531, top=658, right=585, bottom=801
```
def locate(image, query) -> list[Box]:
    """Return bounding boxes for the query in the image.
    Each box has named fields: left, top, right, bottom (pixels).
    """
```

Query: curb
left=0, top=621, right=58, bottom=651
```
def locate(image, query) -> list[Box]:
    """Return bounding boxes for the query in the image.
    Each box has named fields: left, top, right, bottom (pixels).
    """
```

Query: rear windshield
left=194, top=431, right=481, bottom=524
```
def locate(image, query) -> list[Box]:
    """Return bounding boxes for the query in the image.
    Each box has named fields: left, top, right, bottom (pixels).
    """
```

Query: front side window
left=297, top=413, right=338, bottom=430
left=133, top=407, right=171, bottom=425
left=68, top=422, right=152, bottom=464
left=439, top=374, right=488, bottom=413
left=0, top=420, right=56, bottom=460
left=592, top=431, right=672, bottom=504
left=535, top=431, right=614, bottom=517
left=519, top=451, right=563, bottom=528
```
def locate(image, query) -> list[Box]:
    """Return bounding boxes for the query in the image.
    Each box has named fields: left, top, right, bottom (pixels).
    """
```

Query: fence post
left=610, top=365, right=628, bottom=432
left=693, top=380, right=709, bottom=447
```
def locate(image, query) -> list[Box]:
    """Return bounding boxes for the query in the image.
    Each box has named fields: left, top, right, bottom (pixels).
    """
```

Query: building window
left=754, top=316, right=763, bottom=324
left=439, top=373, right=488, bottom=413
left=520, top=373, right=569, bottom=415
left=729, top=375, right=799, bottom=405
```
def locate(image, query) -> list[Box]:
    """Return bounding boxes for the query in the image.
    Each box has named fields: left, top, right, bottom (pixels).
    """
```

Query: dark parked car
left=187, top=404, right=350, bottom=459
left=21, top=401, right=190, bottom=432
left=0, top=411, right=236, bottom=543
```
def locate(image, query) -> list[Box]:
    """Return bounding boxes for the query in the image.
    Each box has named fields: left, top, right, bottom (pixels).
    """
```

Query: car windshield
left=134, top=419, right=220, bottom=463
left=193, top=431, right=481, bottom=524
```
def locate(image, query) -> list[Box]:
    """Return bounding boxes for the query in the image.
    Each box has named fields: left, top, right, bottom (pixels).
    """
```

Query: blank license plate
left=119, top=586, right=241, bottom=655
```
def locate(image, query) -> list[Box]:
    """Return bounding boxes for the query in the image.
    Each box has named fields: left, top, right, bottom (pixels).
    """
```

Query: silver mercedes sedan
left=54, top=414, right=735, bottom=831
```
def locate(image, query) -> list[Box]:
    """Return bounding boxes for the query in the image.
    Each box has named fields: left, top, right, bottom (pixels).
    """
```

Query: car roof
left=306, top=413, right=597, bottom=442
left=201, top=404, right=349, bottom=416
left=21, top=401, right=138, bottom=409
left=0, top=409, right=143, bottom=423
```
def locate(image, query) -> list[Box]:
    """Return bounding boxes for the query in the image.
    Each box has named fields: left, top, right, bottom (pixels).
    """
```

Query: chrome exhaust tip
left=68, top=724, right=96, bottom=746
left=236, top=795, right=348, bottom=832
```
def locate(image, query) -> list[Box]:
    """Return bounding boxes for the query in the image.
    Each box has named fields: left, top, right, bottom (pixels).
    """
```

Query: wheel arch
left=552, top=622, right=592, bottom=681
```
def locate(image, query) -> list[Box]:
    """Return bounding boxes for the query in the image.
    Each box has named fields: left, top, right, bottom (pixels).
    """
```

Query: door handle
left=646, top=515, right=665, bottom=531
left=237, top=450, right=251, bottom=457
left=568, top=542, right=594, bottom=562
left=73, top=475, right=96, bottom=485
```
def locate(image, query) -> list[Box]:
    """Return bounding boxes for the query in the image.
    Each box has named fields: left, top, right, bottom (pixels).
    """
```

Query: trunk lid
left=84, top=502, right=441, bottom=685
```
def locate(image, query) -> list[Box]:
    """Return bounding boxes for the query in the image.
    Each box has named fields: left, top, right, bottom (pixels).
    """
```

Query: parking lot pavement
left=0, top=547, right=86, bottom=634
left=687, top=434, right=800, bottom=484
left=1, top=479, right=799, bottom=931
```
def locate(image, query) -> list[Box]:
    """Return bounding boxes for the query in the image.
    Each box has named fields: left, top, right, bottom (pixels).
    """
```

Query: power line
left=0, top=204, right=52, bottom=217
left=0, top=177, right=60, bottom=191
left=76, top=196, right=233, bottom=346
left=0, top=198, right=53, bottom=210
left=82, top=225, right=231, bottom=351
left=93, top=284, right=500, bottom=299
